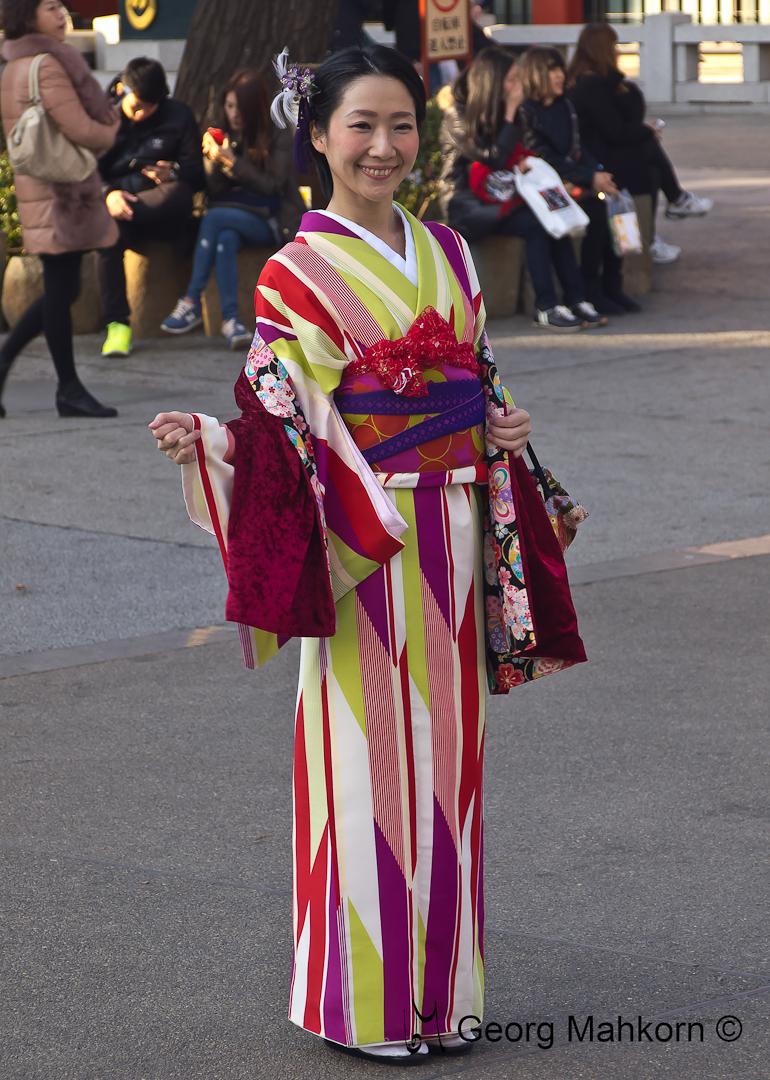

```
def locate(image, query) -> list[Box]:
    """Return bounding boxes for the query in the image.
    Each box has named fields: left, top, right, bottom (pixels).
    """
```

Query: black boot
left=0, top=355, right=14, bottom=418
left=602, top=273, right=642, bottom=313
left=56, top=380, right=118, bottom=418
left=582, top=276, right=625, bottom=316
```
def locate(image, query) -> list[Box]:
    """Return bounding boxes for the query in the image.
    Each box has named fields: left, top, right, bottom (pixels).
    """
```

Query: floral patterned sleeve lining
left=479, top=335, right=586, bottom=693
left=244, top=338, right=328, bottom=542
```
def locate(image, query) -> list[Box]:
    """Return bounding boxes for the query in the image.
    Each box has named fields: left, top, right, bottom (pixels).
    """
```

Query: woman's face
left=34, top=0, right=67, bottom=40
left=311, top=75, right=420, bottom=207
left=548, top=65, right=566, bottom=98
left=224, top=91, right=242, bottom=134
left=503, top=63, right=522, bottom=102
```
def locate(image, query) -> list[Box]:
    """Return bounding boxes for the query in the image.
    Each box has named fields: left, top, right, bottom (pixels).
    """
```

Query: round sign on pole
left=126, top=0, right=158, bottom=31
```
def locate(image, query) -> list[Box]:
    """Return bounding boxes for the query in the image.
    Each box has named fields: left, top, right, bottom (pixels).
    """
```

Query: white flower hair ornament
left=270, top=47, right=316, bottom=173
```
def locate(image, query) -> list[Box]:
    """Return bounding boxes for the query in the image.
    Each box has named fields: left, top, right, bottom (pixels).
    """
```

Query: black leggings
left=579, top=195, right=623, bottom=283
left=497, top=203, right=585, bottom=310
left=647, top=140, right=683, bottom=216
left=0, top=250, right=83, bottom=387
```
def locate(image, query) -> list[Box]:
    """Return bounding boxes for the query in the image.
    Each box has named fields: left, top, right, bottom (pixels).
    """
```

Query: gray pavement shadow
left=1, top=849, right=767, bottom=1079
left=0, top=518, right=224, bottom=658
left=1, top=549, right=769, bottom=1079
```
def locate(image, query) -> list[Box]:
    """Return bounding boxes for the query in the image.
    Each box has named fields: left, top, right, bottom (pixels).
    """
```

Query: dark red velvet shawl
left=223, top=372, right=336, bottom=637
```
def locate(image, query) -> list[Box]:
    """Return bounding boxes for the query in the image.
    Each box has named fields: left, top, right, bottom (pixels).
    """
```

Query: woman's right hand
left=503, top=86, right=522, bottom=122
left=149, top=412, right=200, bottom=464
left=592, top=170, right=618, bottom=196
left=106, top=189, right=138, bottom=220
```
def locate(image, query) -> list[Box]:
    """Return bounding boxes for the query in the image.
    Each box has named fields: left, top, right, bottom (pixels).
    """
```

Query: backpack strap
left=565, top=98, right=581, bottom=163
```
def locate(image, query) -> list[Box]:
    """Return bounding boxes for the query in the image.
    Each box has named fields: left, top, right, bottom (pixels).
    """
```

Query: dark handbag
left=525, top=441, right=588, bottom=553
left=479, top=344, right=587, bottom=693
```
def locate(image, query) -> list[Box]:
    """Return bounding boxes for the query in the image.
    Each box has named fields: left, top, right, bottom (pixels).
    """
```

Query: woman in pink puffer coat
left=0, top=0, right=120, bottom=417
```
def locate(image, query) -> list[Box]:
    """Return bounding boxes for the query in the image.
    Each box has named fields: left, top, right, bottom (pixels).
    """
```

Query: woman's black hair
left=305, top=44, right=426, bottom=198
left=2, top=0, right=44, bottom=39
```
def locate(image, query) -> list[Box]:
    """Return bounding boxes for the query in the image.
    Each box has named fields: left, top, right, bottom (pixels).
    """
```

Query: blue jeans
left=186, top=207, right=274, bottom=322
left=498, top=205, right=584, bottom=311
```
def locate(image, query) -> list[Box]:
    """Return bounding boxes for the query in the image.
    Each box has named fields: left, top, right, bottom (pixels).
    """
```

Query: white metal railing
left=487, top=12, right=770, bottom=102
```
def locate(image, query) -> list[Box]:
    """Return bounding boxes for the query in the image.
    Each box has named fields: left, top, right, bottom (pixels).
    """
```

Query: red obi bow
left=347, top=307, right=478, bottom=397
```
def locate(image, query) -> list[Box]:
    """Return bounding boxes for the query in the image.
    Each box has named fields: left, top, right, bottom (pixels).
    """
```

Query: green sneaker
left=102, top=321, right=132, bottom=358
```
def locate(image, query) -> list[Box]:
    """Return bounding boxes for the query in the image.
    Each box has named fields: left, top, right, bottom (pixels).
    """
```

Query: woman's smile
left=357, top=163, right=399, bottom=178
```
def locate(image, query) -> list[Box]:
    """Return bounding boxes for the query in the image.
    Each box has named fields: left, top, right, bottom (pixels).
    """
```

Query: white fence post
left=641, top=13, right=692, bottom=103
left=676, top=42, right=699, bottom=84
left=742, top=42, right=770, bottom=82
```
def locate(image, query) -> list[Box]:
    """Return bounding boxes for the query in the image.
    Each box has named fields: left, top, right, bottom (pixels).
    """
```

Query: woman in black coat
left=567, top=24, right=712, bottom=266
left=439, top=46, right=603, bottom=332
left=516, top=45, right=635, bottom=315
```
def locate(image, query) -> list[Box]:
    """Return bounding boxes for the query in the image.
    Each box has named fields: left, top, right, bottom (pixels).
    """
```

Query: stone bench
left=1, top=251, right=102, bottom=334
left=200, top=245, right=279, bottom=338
left=124, top=238, right=193, bottom=339
left=468, top=235, right=526, bottom=320
left=468, top=194, right=654, bottom=320
left=0, top=239, right=199, bottom=340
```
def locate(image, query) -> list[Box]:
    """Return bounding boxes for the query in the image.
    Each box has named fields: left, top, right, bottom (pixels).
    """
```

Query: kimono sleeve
left=180, top=378, right=336, bottom=643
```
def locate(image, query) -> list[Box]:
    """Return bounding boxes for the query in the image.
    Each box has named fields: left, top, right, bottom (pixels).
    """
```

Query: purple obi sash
left=335, top=379, right=485, bottom=464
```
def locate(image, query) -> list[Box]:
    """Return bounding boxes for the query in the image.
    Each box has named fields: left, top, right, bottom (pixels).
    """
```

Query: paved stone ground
left=1, top=115, right=769, bottom=1078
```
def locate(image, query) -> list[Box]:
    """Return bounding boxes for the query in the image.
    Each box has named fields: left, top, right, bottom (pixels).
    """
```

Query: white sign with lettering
left=422, top=0, right=471, bottom=63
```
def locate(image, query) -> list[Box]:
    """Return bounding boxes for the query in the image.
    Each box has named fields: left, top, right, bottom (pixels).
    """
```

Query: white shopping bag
left=514, top=157, right=589, bottom=239
left=603, top=189, right=644, bottom=256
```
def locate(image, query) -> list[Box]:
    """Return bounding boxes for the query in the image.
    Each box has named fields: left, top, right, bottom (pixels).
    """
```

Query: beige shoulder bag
left=7, top=53, right=97, bottom=184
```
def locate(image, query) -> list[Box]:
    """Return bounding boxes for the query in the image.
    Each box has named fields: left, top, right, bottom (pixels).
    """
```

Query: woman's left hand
left=486, top=407, right=531, bottom=457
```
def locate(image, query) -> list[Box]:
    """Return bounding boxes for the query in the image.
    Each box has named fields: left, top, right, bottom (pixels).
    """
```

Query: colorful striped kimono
left=181, top=206, right=580, bottom=1050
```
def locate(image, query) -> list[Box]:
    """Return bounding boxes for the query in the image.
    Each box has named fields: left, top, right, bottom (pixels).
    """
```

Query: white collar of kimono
left=314, top=204, right=419, bottom=288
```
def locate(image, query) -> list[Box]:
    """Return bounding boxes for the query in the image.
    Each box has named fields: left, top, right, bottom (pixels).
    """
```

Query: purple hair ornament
left=270, top=47, right=316, bottom=174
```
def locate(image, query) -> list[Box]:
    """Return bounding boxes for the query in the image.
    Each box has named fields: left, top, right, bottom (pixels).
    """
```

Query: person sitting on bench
left=97, top=57, right=204, bottom=357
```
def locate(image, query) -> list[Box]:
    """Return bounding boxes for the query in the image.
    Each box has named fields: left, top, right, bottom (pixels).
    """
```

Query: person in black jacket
left=517, top=45, right=636, bottom=315
left=567, top=24, right=712, bottom=268
left=440, top=46, right=603, bottom=332
left=96, top=57, right=205, bottom=358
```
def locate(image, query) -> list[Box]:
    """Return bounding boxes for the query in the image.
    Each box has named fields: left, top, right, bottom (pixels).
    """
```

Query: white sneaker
left=650, top=236, right=681, bottom=263
left=665, top=191, right=713, bottom=219
left=533, top=304, right=584, bottom=333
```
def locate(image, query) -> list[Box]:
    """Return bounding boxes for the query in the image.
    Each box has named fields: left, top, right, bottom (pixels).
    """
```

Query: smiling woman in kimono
left=150, top=45, right=585, bottom=1061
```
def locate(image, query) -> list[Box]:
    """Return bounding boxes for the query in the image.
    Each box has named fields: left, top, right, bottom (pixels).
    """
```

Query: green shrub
left=0, top=152, right=23, bottom=250
left=395, top=97, right=443, bottom=220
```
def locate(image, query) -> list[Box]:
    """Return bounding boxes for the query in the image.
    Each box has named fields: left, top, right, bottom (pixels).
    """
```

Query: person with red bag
left=439, top=46, right=603, bottom=332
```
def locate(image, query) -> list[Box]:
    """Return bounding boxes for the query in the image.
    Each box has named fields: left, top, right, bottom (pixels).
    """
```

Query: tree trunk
left=174, top=0, right=340, bottom=126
